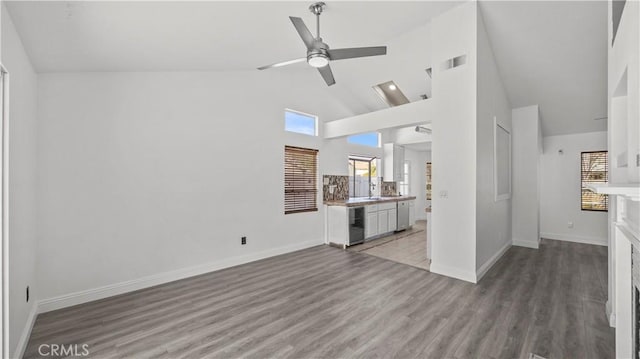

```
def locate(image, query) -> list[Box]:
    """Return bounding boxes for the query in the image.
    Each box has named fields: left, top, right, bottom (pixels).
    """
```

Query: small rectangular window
left=285, top=146, right=318, bottom=214
left=285, top=109, right=317, bottom=136
left=347, top=132, right=380, bottom=148
left=581, top=151, right=608, bottom=211
left=398, top=160, right=410, bottom=196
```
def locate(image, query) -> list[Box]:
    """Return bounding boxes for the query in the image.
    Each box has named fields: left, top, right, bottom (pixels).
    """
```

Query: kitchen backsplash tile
left=323, top=175, right=349, bottom=201
left=381, top=181, right=397, bottom=196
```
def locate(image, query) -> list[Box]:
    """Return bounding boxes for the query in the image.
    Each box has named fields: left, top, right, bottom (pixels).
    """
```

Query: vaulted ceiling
left=5, top=1, right=457, bottom=72
left=480, top=1, right=607, bottom=136
left=5, top=1, right=607, bottom=136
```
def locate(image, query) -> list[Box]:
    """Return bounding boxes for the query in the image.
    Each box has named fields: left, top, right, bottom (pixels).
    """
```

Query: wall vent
left=441, top=55, right=467, bottom=71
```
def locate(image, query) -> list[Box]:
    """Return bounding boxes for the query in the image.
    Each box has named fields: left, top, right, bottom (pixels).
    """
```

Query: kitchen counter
left=324, top=196, right=417, bottom=207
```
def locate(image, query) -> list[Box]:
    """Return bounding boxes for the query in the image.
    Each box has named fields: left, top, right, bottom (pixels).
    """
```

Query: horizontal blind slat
left=284, top=146, right=318, bottom=214
left=581, top=151, right=608, bottom=211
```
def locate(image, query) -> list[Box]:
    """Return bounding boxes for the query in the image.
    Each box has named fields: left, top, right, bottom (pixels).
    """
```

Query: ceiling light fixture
left=388, top=84, right=397, bottom=90
left=307, top=53, right=329, bottom=68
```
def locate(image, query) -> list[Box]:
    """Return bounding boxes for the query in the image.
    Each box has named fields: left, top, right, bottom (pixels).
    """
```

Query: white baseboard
left=429, top=262, right=477, bottom=283
left=38, top=239, right=322, bottom=313
left=512, top=239, right=540, bottom=249
left=476, top=241, right=511, bottom=282
left=13, top=302, right=38, bottom=359
left=540, top=232, right=607, bottom=247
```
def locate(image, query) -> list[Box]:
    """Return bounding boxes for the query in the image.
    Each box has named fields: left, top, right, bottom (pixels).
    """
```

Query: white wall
left=607, top=1, right=640, bottom=348
left=322, top=136, right=384, bottom=177
left=2, top=6, right=38, bottom=357
left=429, top=1, right=479, bottom=283
left=404, top=148, right=430, bottom=221
left=540, top=131, right=608, bottom=245
left=36, top=70, right=354, bottom=306
left=475, top=8, right=513, bottom=275
left=511, top=105, right=542, bottom=248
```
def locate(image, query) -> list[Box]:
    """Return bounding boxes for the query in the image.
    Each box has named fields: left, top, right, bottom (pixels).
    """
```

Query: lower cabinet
left=366, top=202, right=398, bottom=239
left=366, top=211, right=378, bottom=238
left=378, top=211, right=389, bottom=234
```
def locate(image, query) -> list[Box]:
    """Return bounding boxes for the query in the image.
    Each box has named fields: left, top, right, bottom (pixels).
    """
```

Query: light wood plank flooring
left=348, top=220, right=429, bottom=270
left=24, top=239, right=613, bottom=358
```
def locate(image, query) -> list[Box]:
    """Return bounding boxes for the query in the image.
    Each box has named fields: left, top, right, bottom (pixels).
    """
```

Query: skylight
left=372, top=81, right=410, bottom=107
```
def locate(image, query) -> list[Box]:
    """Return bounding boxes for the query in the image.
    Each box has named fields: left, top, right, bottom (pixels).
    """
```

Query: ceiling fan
left=257, top=2, right=387, bottom=86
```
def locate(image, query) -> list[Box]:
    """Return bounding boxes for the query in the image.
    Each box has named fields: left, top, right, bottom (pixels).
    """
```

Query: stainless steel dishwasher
left=396, top=200, right=410, bottom=231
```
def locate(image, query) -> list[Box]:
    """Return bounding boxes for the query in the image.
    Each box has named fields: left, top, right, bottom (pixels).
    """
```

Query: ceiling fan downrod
left=309, top=2, right=325, bottom=39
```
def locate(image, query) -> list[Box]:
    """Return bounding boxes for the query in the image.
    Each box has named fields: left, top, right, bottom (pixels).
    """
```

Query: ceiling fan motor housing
left=307, top=39, right=330, bottom=67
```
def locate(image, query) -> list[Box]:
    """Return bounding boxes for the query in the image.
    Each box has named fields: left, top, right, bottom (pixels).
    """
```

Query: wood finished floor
left=24, top=239, right=614, bottom=359
left=348, top=220, right=429, bottom=270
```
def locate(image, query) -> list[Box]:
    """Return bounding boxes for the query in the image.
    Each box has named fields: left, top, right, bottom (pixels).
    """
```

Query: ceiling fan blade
left=318, top=64, right=335, bottom=86
left=328, top=46, right=387, bottom=61
left=257, top=58, right=307, bottom=70
left=289, top=17, right=315, bottom=49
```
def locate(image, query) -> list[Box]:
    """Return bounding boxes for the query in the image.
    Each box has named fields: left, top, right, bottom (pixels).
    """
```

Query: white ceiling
left=5, top=1, right=458, bottom=72
left=6, top=1, right=608, bottom=136
left=479, top=1, right=608, bottom=136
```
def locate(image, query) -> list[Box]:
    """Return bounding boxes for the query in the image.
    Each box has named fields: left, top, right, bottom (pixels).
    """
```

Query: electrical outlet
left=241, top=236, right=247, bottom=245
left=439, top=190, right=448, bottom=199
left=568, top=222, right=574, bottom=229
left=26, top=286, right=29, bottom=302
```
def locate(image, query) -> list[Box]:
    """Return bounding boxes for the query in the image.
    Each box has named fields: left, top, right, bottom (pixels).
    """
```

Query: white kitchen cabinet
left=377, top=202, right=397, bottom=234
left=326, top=205, right=348, bottom=247
left=389, top=208, right=397, bottom=232
left=366, top=211, right=378, bottom=239
left=378, top=210, right=389, bottom=234
left=383, top=143, right=405, bottom=182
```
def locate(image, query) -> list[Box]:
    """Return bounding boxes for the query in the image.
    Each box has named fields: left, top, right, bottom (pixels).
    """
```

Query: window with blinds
left=426, top=162, right=432, bottom=200
left=284, top=146, right=318, bottom=214
left=581, top=151, right=608, bottom=211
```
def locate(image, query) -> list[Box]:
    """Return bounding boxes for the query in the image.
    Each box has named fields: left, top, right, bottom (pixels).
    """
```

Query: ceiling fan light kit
left=257, top=2, right=388, bottom=86
left=308, top=53, right=329, bottom=68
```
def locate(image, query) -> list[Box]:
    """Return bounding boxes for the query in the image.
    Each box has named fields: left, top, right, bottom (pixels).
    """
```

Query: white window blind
left=285, top=146, right=318, bottom=214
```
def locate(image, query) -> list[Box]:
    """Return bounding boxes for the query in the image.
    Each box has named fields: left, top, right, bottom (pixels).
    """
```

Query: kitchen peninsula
left=325, top=196, right=416, bottom=248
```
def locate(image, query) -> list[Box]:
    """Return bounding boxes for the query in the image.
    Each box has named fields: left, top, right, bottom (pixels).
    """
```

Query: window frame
left=284, top=146, right=319, bottom=214
left=347, top=132, right=381, bottom=148
left=398, top=160, right=410, bottom=196
left=348, top=155, right=378, bottom=198
left=426, top=162, right=432, bottom=201
left=580, top=150, right=608, bottom=212
left=284, top=108, right=318, bottom=136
